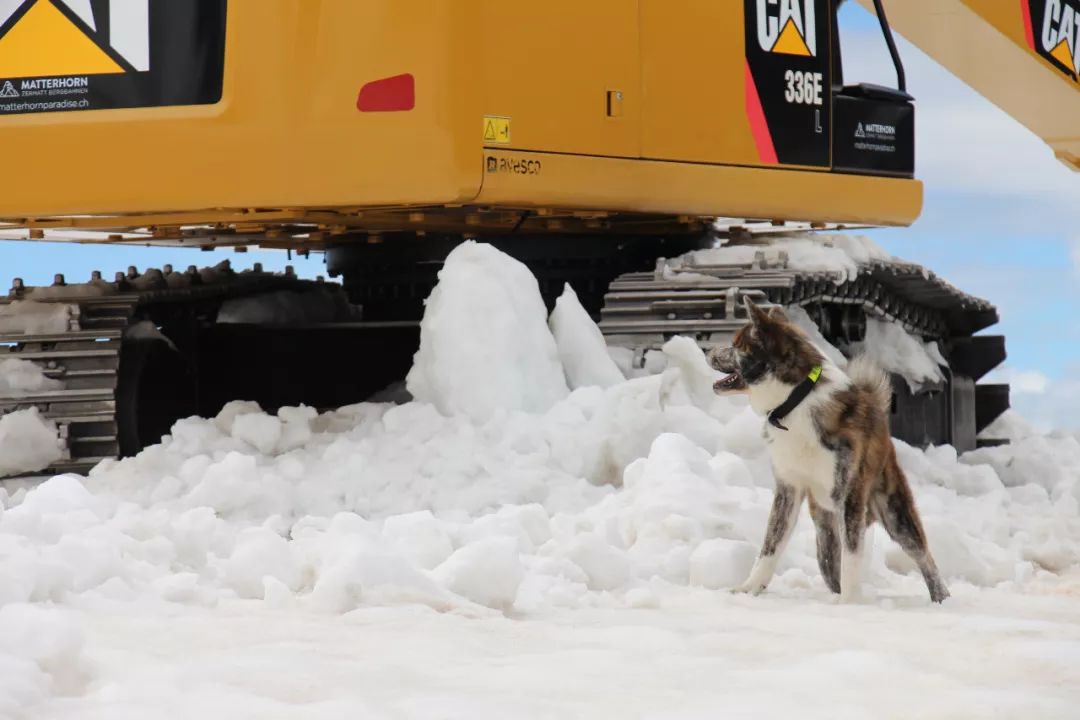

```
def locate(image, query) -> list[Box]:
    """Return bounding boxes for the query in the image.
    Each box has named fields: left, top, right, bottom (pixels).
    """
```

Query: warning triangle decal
left=0, top=0, right=123, bottom=78
left=771, top=17, right=811, bottom=57
left=1049, top=38, right=1076, bottom=76
left=483, top=120, right=498, bottom=141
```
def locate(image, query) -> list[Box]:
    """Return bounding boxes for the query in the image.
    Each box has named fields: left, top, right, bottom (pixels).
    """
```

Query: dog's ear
left=767, top=305, right=788, bottom=322
left=743, top=296, right=772, bottom=328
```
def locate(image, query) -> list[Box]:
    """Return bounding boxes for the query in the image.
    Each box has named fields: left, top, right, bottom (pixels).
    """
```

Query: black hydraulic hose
left=871, top=0, right=907, bottom=92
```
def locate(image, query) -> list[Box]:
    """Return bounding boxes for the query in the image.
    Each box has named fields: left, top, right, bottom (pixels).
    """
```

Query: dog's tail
left=846, top=354, right=891, bottom=413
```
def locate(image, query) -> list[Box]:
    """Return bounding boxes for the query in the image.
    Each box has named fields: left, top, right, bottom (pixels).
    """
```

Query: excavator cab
left=831, top=0, right=916, bottom=177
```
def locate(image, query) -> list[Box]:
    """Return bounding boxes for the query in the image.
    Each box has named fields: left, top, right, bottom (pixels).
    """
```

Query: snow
left=0, top=358, right=62, bottom=397
left=675, top=233, right=891, bottom=283
left=1, top=242, right=1079, bottom=717
left=549, top=284, right=625, bottom=389
left=0, top=301, right=73, bottom=335
left=0, top=408, right=63, bottom=478
left=850, top=318, right=947, bottom=392
left=407, top=241, right=569, bottom=421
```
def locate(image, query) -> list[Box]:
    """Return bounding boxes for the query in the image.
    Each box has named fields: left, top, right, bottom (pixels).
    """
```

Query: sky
left=1, top=3, right=1078, bottom=430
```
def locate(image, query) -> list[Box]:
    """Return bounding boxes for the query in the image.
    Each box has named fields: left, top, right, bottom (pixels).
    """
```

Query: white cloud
left=987, top=368, right=1050, bottom=395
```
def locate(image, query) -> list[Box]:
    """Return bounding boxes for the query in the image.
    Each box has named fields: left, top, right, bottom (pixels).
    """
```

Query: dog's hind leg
left=839, top=484, right=869, bottom=603
left=808, top=497, right=841, bottom=594
left=734, top=481, right=804, bottom=596
left=873, top=458, right=950, bottom=603
left=836, top=450, right=880, bottom=604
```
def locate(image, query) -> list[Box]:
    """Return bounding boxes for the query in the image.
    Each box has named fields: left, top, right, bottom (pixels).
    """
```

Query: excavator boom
left=857, top=0, right=1080, bottom=170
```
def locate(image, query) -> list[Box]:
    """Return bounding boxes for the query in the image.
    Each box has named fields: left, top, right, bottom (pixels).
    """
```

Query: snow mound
left=549, top=284, right=625, bottom=389
left=407, top=241, right=569, bottom=421
left=850, top=319, right=946, bottom=392
left=0, top=358, right=63, bottom=397
left=0, top=408, right=63, bottom=477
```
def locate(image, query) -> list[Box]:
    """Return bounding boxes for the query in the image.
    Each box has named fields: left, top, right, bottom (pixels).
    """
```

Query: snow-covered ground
left=1, top=241, right=1079, bottom=719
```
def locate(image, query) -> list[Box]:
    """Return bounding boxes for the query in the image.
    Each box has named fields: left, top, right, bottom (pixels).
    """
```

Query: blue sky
left=1, top=3, right=1078, bottom=429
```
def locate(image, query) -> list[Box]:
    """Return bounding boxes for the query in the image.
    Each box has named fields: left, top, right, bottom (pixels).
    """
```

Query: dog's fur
left=708, top=299, right=949, bottom=603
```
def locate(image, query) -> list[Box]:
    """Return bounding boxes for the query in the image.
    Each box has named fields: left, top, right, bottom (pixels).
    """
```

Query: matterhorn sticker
left=0, top=80, right=18, bottom=98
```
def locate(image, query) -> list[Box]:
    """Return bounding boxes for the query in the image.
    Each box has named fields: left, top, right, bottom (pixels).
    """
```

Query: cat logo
left=755, top=0, right=817, bottom=57
left=0, top=0, right=150, bottom=79
left=1026, top=0, right=1080, bottom=82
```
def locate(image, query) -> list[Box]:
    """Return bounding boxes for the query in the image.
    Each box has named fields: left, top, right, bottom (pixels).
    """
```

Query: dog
left=707, top=298, right=949, bottom=603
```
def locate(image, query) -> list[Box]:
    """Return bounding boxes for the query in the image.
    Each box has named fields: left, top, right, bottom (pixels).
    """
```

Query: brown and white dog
left=708, top=298, right=949, bottom=603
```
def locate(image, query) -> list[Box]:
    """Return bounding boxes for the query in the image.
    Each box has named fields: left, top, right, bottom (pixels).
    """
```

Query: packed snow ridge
left=0, top=240, right=1078, bottom=717
left=670, top=232, right=892, bottom=283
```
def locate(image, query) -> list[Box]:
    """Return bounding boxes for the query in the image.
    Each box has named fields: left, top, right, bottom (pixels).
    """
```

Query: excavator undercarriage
left=0, top=224, right=1010, bottom=478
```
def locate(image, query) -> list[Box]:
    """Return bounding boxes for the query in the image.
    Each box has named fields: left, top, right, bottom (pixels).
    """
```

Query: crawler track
left=0, top=264, right=362, bottom=477
left=599, top=243, right=1010, bottom=450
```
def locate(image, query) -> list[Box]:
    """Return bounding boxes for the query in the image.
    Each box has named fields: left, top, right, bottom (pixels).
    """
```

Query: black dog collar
left=768, top=365, right=823, bottom=431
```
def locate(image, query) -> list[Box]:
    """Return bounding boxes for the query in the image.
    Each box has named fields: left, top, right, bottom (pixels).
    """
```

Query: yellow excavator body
left=0, top=1, right=1076, bottom=244
left=0, top=0, right=929, bottom=242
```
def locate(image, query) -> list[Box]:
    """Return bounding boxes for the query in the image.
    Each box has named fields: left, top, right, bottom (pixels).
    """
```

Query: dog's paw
left=838, top=588, right=865, bottom=605
left=730, top=582, right=765, bottom=597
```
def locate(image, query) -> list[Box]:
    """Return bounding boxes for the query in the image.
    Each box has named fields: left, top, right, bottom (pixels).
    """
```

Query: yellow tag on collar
left=808, top=366, right=822, bottom=383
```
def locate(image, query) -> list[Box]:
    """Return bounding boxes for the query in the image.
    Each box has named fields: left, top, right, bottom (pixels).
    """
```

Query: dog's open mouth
left=714, top=370, right=746, bottom=393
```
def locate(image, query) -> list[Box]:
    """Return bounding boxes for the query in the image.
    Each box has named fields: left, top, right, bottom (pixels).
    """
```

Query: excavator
left=0, top=0, right=1077, bottom=476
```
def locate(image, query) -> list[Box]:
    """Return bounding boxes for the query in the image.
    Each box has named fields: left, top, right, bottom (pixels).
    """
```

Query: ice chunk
left=433, top=537, right=524, bottom=610
left=562, top=533, right=631, bottom=591
left=220, top=527, right=302, bottom=598
left=407, top=241, right=569, bottom=421
left=381, top=511, right=454, bottom=570
left=231, top=412, right=283, bottom=455
left=213, top=400, right=264, bottom=435
left=0, top=408, right=63, bottom=477
left=0, top=358, right=63, bottom=397
left=689, top=538, right=757, bottom=589
left=549, top=284, right=625, bottom=389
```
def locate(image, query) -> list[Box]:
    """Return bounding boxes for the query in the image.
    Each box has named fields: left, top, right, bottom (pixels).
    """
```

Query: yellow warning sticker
left=483, top=116, right=511, bottom=145
left=0, top=0, right=125, bottom=78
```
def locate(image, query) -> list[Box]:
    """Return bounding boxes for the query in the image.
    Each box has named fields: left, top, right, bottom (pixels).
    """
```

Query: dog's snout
left=707, top=346, right=737, bottom=373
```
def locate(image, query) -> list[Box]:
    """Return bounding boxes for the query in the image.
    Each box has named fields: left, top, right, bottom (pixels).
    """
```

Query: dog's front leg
left=733, top=481, right=804, bottom=596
